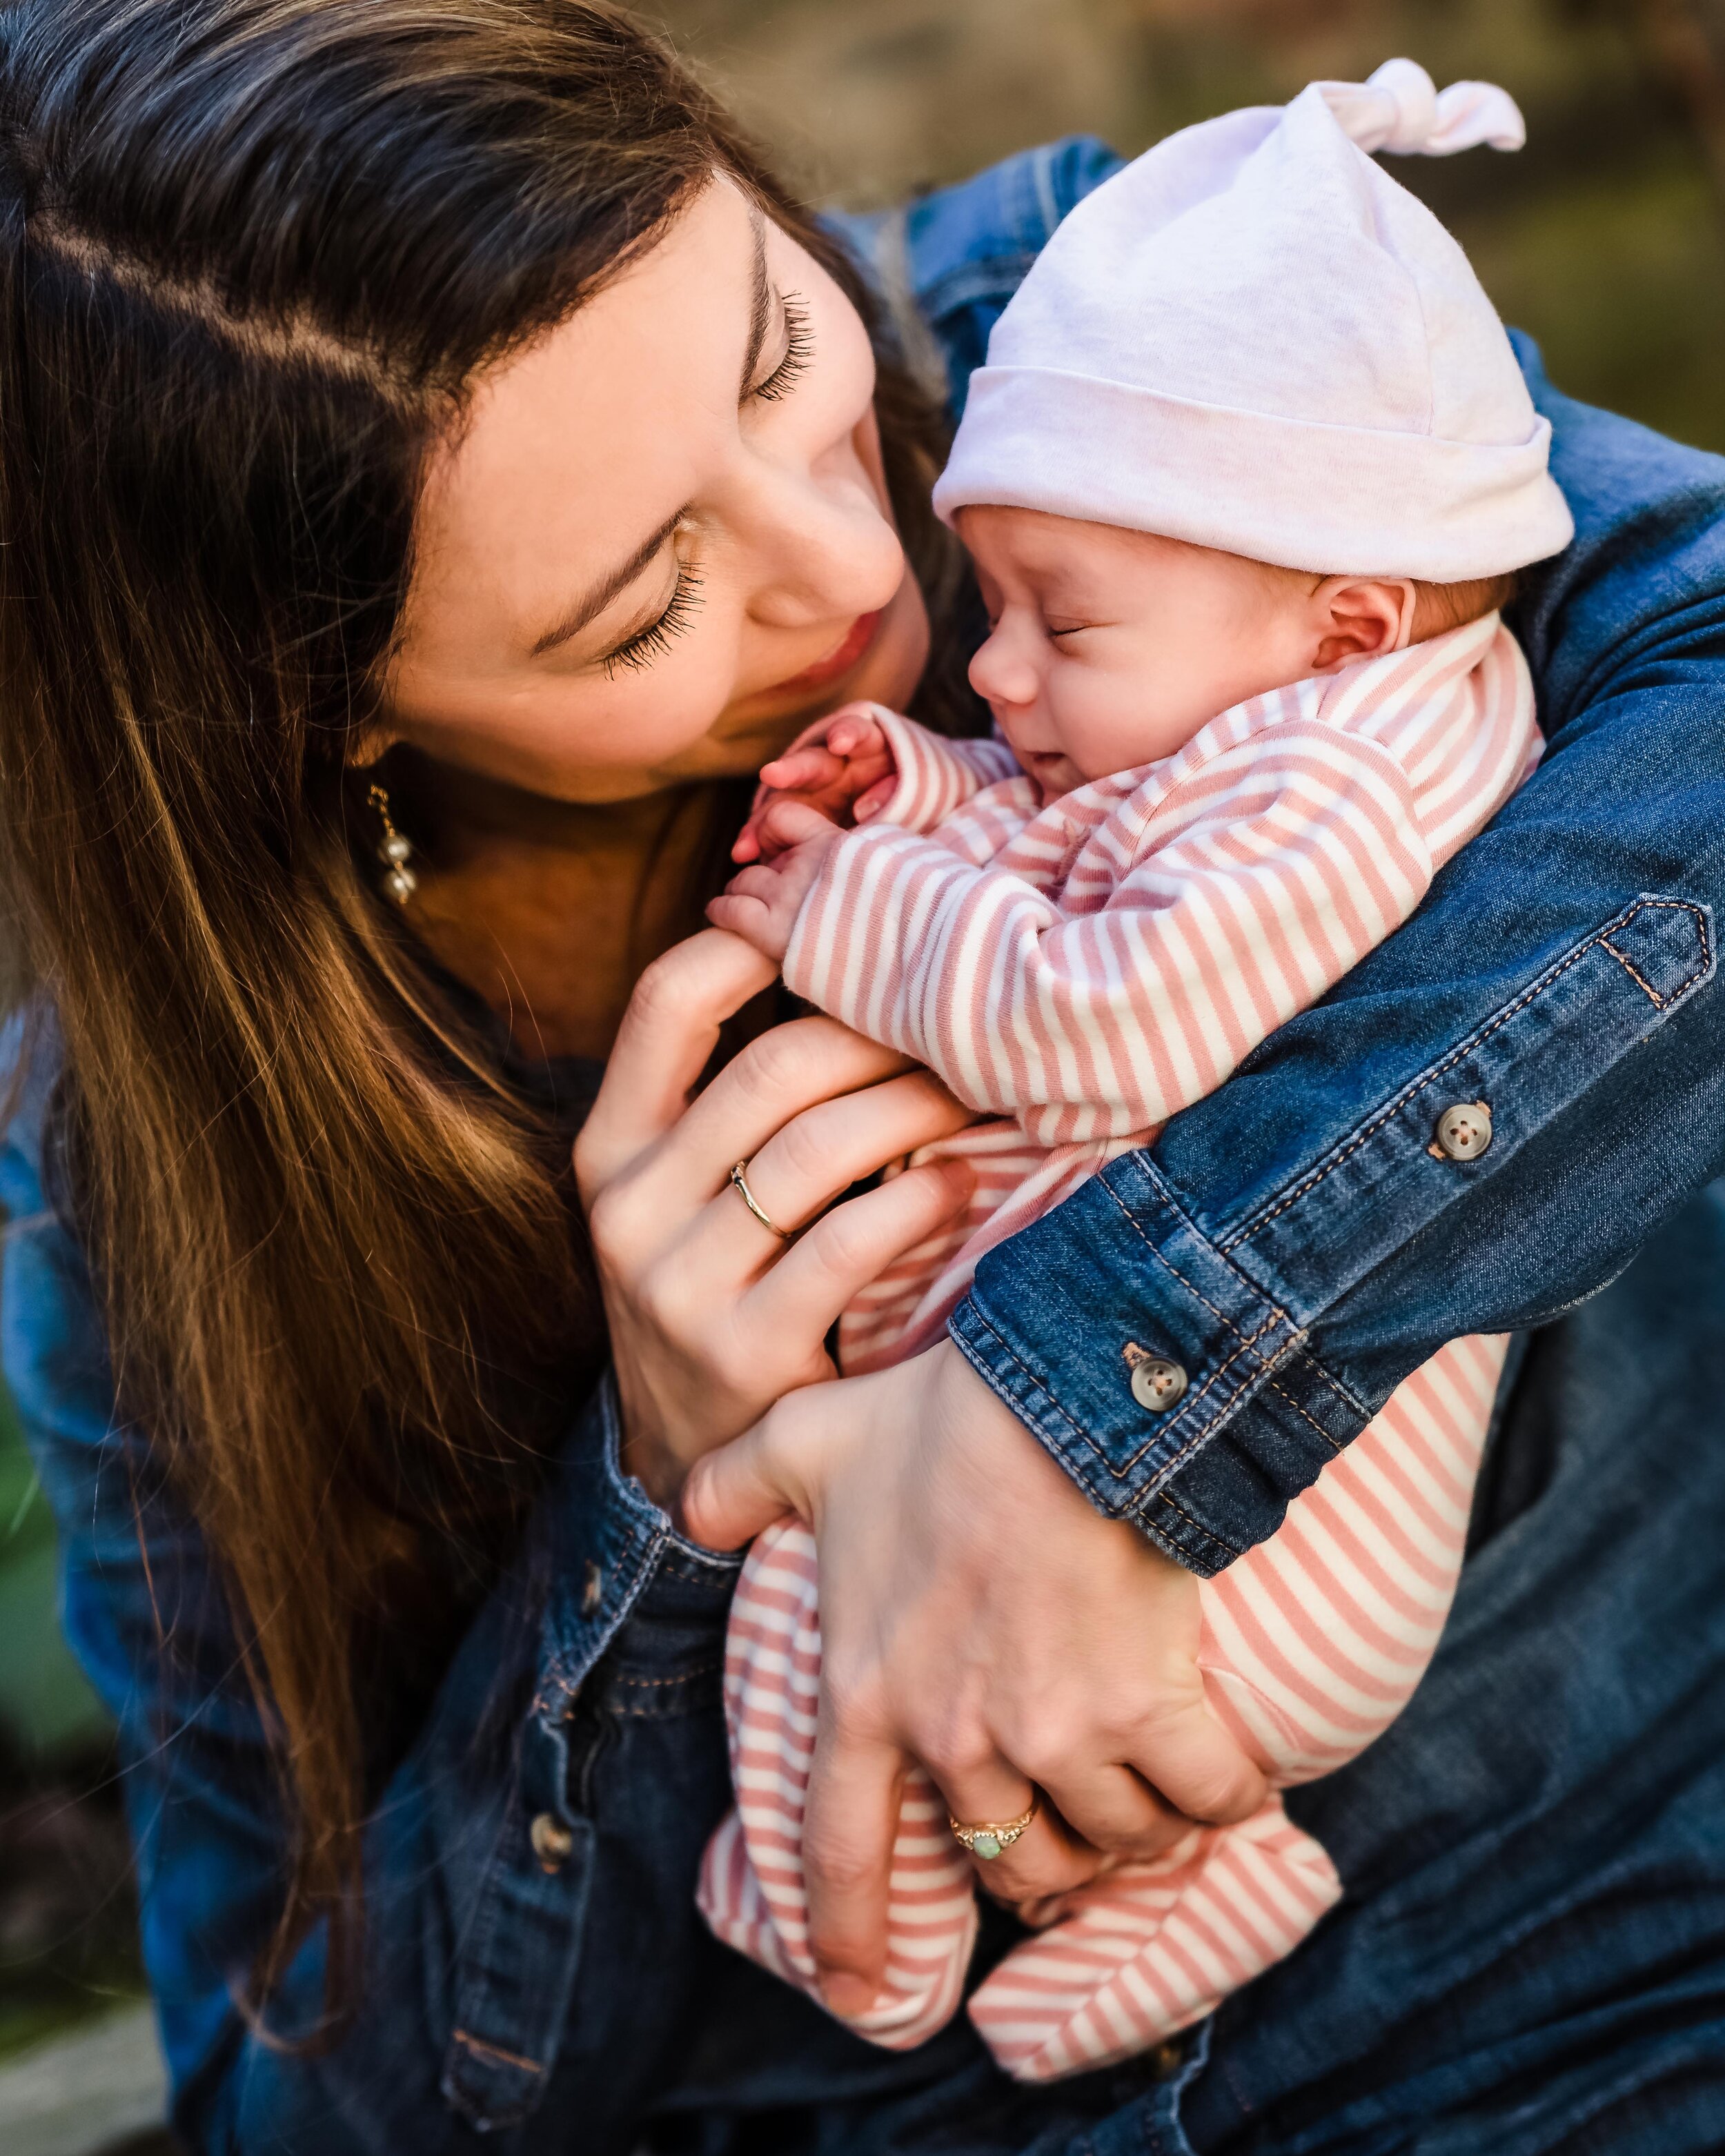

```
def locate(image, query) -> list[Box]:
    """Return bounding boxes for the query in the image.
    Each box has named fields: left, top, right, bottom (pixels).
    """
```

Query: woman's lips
left=771, top=609, right=885, bottom=696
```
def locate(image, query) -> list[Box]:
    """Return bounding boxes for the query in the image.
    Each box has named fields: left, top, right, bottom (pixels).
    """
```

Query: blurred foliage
left=0, top=1386, right=143, bottom=2064
left=648, top=0, right=1725, bottom=450
left=0, top=1383, right=108, bottom=1766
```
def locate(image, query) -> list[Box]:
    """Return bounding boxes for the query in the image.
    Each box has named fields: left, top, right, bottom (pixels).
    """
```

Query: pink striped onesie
left=698, top=611, right=1538, bottom=2081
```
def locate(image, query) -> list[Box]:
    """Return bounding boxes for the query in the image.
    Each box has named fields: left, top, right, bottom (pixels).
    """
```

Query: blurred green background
left=649, top=0, right=1725, bottom=451
left=3, top=0, right=1723, bottom=2117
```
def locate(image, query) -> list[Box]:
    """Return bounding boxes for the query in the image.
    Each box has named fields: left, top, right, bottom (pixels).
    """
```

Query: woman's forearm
left=954, top=348, right=1725, bottom=1572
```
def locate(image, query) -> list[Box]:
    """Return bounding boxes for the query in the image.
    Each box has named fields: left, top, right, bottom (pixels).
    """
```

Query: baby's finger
left=704, top=891, right=783, bottom=958
left=758, top=798, right=840, bottom=850
left=854, top=775, right=898, bottom=823
left=758, top=745, right=845, bottom=793
left=824, top=704, right=886, bottom=757
left=719, top=861, right=789, bottom=909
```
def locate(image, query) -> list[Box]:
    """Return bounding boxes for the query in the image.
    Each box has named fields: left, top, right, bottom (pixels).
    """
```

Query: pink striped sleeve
left=783, top=718, right=1437, bottom=1144
left=862, top=707, right=1023, bottom=833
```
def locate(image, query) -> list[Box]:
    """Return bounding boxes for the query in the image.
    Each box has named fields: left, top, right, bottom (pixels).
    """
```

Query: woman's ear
left=1308, top=576, right=1417, bottom=673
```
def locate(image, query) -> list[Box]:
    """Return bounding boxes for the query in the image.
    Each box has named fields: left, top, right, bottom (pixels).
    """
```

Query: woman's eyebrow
left=529, top=508, right=682, bottom=657
left=740, top=207, right=771, bottom=400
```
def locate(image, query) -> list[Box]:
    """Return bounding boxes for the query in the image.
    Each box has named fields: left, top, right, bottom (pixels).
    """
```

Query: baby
left=698, top=61, right=1573, bottom=2083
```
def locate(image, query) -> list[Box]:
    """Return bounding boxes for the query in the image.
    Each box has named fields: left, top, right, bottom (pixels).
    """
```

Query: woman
left=1, top=3, right=1722, bottom=2151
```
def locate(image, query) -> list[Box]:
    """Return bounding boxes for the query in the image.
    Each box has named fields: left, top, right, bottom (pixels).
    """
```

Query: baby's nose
left=968, top=630, right=1038, bottom=708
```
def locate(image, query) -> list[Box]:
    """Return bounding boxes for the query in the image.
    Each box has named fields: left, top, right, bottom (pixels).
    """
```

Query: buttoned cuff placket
left=440, top=1377, right=740, bottom=2130
left=954, top=893, right=1716, bottom=1574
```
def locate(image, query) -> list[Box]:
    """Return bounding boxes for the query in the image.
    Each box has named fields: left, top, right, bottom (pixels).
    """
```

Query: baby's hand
left=708, top=802, right=845, bottom=962
left=732, top=703, right=899, bottom=864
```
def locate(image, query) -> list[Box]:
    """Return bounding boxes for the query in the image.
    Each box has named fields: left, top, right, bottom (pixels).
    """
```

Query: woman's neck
left=389, top=755, right=731, bottom=1062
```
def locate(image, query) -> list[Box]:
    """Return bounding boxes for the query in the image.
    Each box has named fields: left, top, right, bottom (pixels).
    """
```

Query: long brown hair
left=0, top=0, right=966, bottom=2024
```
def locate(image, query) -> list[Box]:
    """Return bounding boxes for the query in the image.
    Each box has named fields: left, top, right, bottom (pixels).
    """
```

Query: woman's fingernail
left=818, top=1970, right=877, bottom=2017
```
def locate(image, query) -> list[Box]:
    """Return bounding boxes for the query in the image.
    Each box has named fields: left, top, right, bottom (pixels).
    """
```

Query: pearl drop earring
left=368, top=783, right=418, bottom=905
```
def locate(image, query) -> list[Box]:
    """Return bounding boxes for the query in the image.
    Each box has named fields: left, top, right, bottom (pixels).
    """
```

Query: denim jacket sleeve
left=839, top=143, right=1725, bottom=1575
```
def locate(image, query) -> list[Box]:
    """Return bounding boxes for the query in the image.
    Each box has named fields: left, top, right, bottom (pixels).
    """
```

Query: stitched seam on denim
left=452, top=2030, right=543, bottom=2075
left=968, top=1279, right=1272, bottom=1484
left=1597, top=936, right=1666, bottom=1006
left=1264, top=1374, right=1345, bottom=1453
left=607, top=1664, right=720, bottom=1692
left=446, top=1784, right=532, bottom=2095
left=546, top=1522, right=662, bottom=1708
left=1223, top=898, right=1711, bottom=1252
left=657, top=1547, right=739, bottom=1585
left=956, top=1304, right=1092, bottom=1444
left=461, top=1786, right=517, bottom=1995
left=1092, top=1178, right=1296, bottom=1465
left=1151, top=1488, right=1241, bottom=1566
left=1095, top=1172, right=1288, bottom=1353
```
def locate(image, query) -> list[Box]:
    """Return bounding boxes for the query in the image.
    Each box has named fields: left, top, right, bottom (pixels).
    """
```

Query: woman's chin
left=745, top=580, right=931, bottom=731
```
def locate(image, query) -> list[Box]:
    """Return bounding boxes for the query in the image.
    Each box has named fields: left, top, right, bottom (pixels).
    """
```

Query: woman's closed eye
left=600, top=559, right=706, bottom=678
left=750, top=290, right=814, bottom=404
left=595, top=293, right=812, bottom=679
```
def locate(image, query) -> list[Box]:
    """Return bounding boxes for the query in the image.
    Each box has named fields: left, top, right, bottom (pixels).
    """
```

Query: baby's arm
left=782, top=720, right=1456, bottom=1142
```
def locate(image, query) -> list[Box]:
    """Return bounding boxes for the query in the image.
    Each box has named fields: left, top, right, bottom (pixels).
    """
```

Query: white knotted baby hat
left=932, top=60, right=1574, bottom=580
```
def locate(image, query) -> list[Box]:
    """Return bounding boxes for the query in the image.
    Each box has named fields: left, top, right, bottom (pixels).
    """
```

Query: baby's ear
left=1308, top=576, right=1416, bottom=673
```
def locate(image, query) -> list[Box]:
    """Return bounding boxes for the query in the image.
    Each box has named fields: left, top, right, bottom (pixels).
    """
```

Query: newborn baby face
left=958, top=506, right=1354, bottom=800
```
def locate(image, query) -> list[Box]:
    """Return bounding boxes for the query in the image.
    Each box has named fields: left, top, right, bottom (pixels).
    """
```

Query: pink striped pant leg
left=696, top=1520, right=978, bottom=2048
left=967, top=1332, right=1508, bottom=2080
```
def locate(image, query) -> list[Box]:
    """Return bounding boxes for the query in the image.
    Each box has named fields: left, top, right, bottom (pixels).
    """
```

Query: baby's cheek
left=1057, top=657, right=1179, bottom=780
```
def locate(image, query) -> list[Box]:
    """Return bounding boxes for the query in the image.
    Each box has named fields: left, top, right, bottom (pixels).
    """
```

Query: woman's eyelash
left=752, top=292, right=814, bottom=403
left=602, top=564, right=705, bottom=678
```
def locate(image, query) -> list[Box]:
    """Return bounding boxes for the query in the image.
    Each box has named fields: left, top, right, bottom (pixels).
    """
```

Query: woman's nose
left=739, top=441, right=906, bottom=629
left=969, top=623, right=1039, bottom=708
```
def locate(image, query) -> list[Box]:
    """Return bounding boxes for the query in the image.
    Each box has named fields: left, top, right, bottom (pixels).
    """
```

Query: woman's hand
left=680, top=1341, right=1270, bottom=2015
left=573, top=929, right=977, bottom=1506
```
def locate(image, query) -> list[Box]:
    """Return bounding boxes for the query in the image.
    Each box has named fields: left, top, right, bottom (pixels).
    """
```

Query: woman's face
left=384, top=176, right=929, bottom=804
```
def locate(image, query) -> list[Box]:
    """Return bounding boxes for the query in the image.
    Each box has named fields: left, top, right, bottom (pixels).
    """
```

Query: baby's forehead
left=957, top=505, right=1280, bottom=602
left=958, top=504, right=1150, bottom=580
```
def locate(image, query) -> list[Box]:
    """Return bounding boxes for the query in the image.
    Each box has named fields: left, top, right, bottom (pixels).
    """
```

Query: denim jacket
left=6, top=138, right=1725, bottom=2151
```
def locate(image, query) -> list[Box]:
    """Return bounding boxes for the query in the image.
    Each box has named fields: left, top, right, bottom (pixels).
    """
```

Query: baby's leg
left=1199, top=1332, right=1509, bottom=1779
left=969, top=1799, right=1341, bottom=2080
left=968, top=1332, right=1508, bottom=2080
left=696, top=1519, right=978, bottom=2047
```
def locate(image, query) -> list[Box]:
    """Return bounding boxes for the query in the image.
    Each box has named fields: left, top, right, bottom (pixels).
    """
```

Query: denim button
left=1434, top=1100, right=1493, bottom=1160
left=1127, top=1349, right=1189, bottom=1412
left=530, top=1812, right=574, bottom=1870
left=1150, top=2036, right=1185, bottom=2080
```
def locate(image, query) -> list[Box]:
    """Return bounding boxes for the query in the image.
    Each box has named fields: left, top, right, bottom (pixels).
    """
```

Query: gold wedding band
left=729, top=1159, right=791, bottom=1240
left=947, top=1799, right=1039, bottom=1860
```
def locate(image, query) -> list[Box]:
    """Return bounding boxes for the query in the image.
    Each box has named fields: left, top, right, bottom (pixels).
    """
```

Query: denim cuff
left=949, top=1160, right=1362, bottom=1576
left=954, top=893, right=1717, bottom=1574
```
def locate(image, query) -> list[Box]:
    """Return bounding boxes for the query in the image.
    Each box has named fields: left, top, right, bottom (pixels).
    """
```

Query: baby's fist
left=707, top=802, right=844, bottom=962
left=732, top=702, right=900, bottom=863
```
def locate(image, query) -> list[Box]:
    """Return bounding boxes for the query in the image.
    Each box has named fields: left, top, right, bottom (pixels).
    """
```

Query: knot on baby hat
left=933, top=60, right=1573, bottom=581
left=1324, top=56, right=1524, bottom=155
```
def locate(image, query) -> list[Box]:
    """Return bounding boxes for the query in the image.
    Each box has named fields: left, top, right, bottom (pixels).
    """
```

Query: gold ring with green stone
left=947, top=1800, right=1039, bottom=1860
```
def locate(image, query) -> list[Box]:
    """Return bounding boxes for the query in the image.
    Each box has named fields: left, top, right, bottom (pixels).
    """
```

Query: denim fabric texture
left=5, top=137, right=1725, bottom=2151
